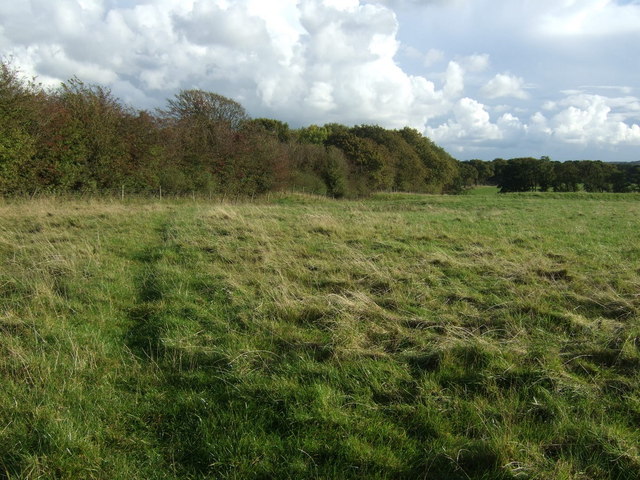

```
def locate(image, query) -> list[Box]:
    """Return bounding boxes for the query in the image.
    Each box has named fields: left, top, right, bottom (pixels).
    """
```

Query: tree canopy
left=163, top=89, right=249, bottom=130
left=460, top=157, right=640, bottom=193
left=2, top=61, right=637, bottom=198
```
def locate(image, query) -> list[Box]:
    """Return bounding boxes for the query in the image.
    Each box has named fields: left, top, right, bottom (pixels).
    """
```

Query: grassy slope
left=1, top=191, right=639, bottom=479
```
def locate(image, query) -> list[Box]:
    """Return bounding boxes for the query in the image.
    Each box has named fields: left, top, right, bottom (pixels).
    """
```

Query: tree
left=163, top=89, right=248, bottom=130
left=467, top=159, right=494, bottom=185
left=0, top=122, right=36, bottom=193
left=497, top=158, right=539, bottom=192
left=457, top=163, right=479, bottom=189
left=398, top=127, right=459, bottom=193
left=321, top=146, right=350, bottom=197
left=625, top=164, right=640, bottom=192
left=350, top=125, right=426, bottom=192
left=579, top=161, right=615, bottom=192
left=46, top=78, right=130, bottom=191
left=326, top=129, right=388, bottom=195
left=288, top=143, right=350, bottom=197
left=247, top=118, right=290, bottom=143
left=159, top=90, right=252, bottom=193
left=118, top=110, right=166, bottom=192
left=297, top=124, right=329, bottom=145
left=490, top=158, right=508, bottom=185
left=0, top=60, right=40, bottom=193
left=0, top=62, right=468, bottom=198
left=535, top=156, right=555, bottom=191
left=220, top=131, right=284, bottom=195
left=552, top=161, right=580, bottom=192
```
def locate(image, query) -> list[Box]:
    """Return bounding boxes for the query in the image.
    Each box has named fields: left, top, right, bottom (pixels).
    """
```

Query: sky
left=1, top=0, right=640, bottom=161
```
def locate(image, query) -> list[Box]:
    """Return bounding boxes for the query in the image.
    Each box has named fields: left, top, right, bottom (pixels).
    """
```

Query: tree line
left=0, top=62, right=462, bottom=198
left=4, top=61, right=637, bottom=198
left=460, top=157, right=640, bottom=193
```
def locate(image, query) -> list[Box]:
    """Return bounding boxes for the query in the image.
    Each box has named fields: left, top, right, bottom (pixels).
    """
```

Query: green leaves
left=0, top=61, right=465, bottom=198
left=0, top=123, right=35, bottom=193
left=164, top=89, right=249, bottom=130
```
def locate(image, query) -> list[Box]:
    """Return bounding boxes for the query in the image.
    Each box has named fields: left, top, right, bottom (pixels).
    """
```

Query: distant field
left=1, top=192, right=639, bottom=479
left=463, top=185, right=499, bottom=195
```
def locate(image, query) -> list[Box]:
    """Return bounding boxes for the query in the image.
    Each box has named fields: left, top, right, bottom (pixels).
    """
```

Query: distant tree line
left=460, top=157, right=640, bottom=193
left=0, top=61, right=462, bottom=198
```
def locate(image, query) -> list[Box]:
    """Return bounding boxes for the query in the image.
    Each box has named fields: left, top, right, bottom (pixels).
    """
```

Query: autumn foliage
left=0, top=62, right=462, bottom=197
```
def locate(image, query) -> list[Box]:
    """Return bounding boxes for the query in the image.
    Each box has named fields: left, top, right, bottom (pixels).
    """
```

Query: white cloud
left=529, top=112, right=553, bottom=136
left=578, top=85, right=634, bottom=95
left=558, top=93, right=640, bottom=118
left=2, top=0, right=640, bottom=161
left=481, top=73, right=528, bottom=99
left=426, top=97, right=502, bottom=143
left=0, top=0, right=462, bottom=127
left=304, top=81, right=336, bottom=111
left=497, top=112, right=524, bottom=130
left=443, top=61, right=464, bottom=98
left=282, top=0, right=452, bottom=126
left=550, top=93, right=640, bottom=144
left=458, top=53, right=490, bottom=72
left=424, top=48, right=445, bottom=67
left=172, top=2, right=270, bottom=49
left=539, top=0, right=640, bottom=37
left=398, top=45, right=445, bottom=67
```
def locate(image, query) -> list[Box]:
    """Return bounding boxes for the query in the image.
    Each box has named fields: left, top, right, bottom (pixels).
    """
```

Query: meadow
left=1, top=189, right=639, bottom=479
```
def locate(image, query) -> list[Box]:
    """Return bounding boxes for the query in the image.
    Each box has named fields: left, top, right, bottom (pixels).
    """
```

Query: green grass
left=1, top=192, right=639, bottom=479
left=463, top=185, right=499, bottom=195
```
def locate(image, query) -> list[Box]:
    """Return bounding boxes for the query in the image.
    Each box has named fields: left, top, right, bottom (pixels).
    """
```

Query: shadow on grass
left=122, top=222, right=252, bottom=476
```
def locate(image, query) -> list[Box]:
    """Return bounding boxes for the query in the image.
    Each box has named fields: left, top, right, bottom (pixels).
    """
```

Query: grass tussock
left=1, top=190, right=639, bottom=479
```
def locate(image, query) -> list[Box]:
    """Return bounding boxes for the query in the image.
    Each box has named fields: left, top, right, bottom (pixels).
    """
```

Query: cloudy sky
left=2, top=0, right=640, bottom=161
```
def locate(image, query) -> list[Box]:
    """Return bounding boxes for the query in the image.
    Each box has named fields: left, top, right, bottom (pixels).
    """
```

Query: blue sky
left=1, top=0, right=639, bottom=161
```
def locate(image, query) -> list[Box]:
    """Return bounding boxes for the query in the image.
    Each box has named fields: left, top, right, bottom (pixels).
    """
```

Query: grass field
left=1, top=190, right=639, bottom=479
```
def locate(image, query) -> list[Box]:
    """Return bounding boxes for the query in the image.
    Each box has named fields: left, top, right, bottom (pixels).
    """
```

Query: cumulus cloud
left=481, top=73, right=528, bottom=99
left=529, top=112, right=553, bottom=136
left=427, top=89, right=640, bottom=152
left=424, top=48, right=445, bottom=67
left=397, top=45, right=445, bottom=67
left=2, top=0, right=468, bottom=128
left=549, top=94, right=640, bottom=144
left=282, top=0, right=454, bottom=126
left=443, top=61, right=464, bottom=98
left=1, top=0, right=640, bottom=160
left=458, top=53, right=490, bottom=73
left=172, top=3, right=270, bottom=49
left=426, top=97, right=502, bottom=144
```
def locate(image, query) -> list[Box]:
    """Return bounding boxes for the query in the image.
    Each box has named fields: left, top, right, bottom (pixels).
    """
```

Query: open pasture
left=1, top=191, right=639, bottom=479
